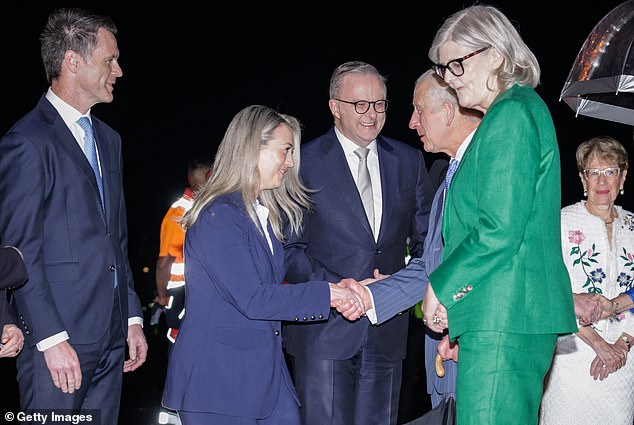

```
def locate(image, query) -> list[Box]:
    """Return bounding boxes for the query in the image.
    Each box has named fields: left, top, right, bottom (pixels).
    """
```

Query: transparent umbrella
left=560, top=0, right=634, bottom=125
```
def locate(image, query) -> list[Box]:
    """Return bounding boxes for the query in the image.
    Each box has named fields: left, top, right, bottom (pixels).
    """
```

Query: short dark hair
left=40, top=7, right=116, bottom=83
left=187, top=158, right=212, bottom=175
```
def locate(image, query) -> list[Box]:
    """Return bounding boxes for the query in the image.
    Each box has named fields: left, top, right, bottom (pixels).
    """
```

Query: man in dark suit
left=283, top=61, right=434, bottom=425
left=359, top=70, right=482, bottom=409
left=0, top=244, right=28, bottom=358
left=0, top=8, right=147, bottom=424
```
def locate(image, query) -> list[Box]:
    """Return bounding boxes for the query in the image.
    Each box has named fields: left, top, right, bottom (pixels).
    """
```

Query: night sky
left=1, top=1, right=633, bottom=304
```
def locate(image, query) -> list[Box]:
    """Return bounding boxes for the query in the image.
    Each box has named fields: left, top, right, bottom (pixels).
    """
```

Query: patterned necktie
left=76, top=117, right=104, bottom=209
left=445, top=158, right=460, bottom=191
left=354, top=147, right=375, bottom=234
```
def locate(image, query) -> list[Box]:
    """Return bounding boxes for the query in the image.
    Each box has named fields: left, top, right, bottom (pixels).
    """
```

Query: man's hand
left=438, top=333, right=459, bottom=362
left=359, top=268, right=390, bottom=286
left=574, top=292, right=604, bottom=325
left=43, top=341, right=82, bottom=393
left=0, top=324, right=24, bottom=358
left=330, top=280, right=369, bottom=321
left=124, top=324, right=148, bottom=373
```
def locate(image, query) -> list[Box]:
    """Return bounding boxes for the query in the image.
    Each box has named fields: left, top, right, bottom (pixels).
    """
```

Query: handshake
left=574, top=292, right=628, bottom=326
left=328, top=278, right=374, bottom=321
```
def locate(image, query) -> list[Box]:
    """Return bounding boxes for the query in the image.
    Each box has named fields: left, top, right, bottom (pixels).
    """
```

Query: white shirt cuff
left=128, top=316, right=143, bottom=328
left=37, top=331, right=69, bottom=351
left=365, top=287, right=378, bottom=324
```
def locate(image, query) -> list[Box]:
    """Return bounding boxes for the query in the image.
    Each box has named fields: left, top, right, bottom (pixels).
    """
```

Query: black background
left=1, top=1, right=634, bottom=422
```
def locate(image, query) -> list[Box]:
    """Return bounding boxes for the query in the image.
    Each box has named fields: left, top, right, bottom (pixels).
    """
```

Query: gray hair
left=428, top=4, right=540, bottom=90
left=415, top=69, right=461, bottom=110
left=329, top=61, right=387, bottom=99
left=184, top=105, right=312, bottom=241
left=415, top=69, right=482, bottom=120
left=40, top=7, right=117, bottom=83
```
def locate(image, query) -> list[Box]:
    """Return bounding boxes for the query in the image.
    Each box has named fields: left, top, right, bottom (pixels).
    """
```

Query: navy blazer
left=369, top=185, right=457, bottom=400
left=162, top=192, right=332, bottom=418
left=284, top=127, right=433, bottom=361
left=0, top=95, right=142, bottom=346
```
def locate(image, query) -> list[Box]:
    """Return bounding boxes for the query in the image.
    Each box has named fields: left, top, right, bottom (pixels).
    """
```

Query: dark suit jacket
left=0, top=245, right=28, bottom=328
left=369, top=185, right=457, bottom=399
left=283, top=127, right=433, bottom=361
left=162, top=192, right=331, bottom=418
left=0, top=94, right=142, bottom=347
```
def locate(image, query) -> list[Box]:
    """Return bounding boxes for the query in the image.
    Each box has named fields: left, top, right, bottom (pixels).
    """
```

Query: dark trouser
left=17, top=292, right=125, bottom=425
left=291, top=330, right=402, bottom=425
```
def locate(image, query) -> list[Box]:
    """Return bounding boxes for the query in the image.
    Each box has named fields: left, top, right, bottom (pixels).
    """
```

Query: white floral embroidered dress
left=539, top=201, right=634, bottom=425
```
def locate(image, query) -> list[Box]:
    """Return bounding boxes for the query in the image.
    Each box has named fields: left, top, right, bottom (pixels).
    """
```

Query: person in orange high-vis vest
left=155, top=159, right=211, bottom=344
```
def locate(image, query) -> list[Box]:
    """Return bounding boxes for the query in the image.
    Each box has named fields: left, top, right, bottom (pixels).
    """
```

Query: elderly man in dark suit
left=0, top=8, right=147, bottom=424
left=359, top=69, right=482, bottom=408
left=283, top=61, right=434, bottom=425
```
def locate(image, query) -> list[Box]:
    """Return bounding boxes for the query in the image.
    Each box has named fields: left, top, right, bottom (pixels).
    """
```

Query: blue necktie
left=77, top=117, right=117, bottom=288
left=445, top=158, right=459, bottom=190
left=77, top=117, right=104, bottom=209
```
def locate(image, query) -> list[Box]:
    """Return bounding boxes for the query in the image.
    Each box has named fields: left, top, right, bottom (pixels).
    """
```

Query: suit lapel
left=46, top=109, right=106, bottom=224
left=376, top=137, right=397, bottom=241
left=92, top=120, right=111, bottom=220
left=259, top=218, right=285, bottom=284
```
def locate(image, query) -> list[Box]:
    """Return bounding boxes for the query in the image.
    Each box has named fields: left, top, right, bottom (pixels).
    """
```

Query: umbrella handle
left=435, top=353, right=446, bottom=377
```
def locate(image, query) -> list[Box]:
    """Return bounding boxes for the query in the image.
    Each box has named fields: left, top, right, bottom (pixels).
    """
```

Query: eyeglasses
left=582, top=167, right=621, bottom=180
left=334, top=99, right=389, bottom=114
left=432, top=46, right=490, bottom=80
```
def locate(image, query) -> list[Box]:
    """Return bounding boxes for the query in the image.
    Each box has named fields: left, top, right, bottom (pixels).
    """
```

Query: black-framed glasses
left=432, top=46, right=490, bottom=79
left=334, top=99, right=389, bottom=114
left=583, top=167, right=621, bottom=180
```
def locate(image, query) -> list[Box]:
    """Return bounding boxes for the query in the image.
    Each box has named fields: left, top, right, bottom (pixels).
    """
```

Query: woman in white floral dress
left=540, top=136, right=634, bottom=425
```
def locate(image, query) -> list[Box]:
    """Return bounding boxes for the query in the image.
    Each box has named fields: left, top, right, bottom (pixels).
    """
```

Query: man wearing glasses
left=283, top=61, right=434, bottom=425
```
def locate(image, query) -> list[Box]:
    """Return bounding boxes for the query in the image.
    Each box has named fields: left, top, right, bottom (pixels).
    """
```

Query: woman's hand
left=588, top=339, right=628, bottom=380
left=423, top=285, right=447, bottom=333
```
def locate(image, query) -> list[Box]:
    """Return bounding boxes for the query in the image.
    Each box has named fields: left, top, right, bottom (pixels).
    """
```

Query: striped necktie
left=445, top=158, right=459, bottom=190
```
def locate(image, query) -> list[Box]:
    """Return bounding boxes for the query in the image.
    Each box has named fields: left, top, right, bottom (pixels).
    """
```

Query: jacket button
left=274, top=330, right=280, bottom=336
left=318, top=315, right=323, bottom=319
left=310, top=315, right=315, bottom=320
left=109, top=265, right=116, bottom=272
left=294, top=317, right=299, bottom=321
left=375, top=249, right=382, bottom=254
left=25, top=330, right=30, bottom=335
left=302, top=316, right=308, bottom=321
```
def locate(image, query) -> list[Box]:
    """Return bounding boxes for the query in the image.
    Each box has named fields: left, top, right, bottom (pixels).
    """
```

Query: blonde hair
left=183, top=105, right=312, bottom=241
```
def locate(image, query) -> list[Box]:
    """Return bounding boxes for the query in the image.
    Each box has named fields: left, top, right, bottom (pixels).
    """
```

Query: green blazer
left=429, top=85, right=577, bottom=339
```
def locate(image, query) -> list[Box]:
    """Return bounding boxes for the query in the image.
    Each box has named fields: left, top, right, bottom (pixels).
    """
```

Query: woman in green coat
left=423, top=5, right=578, bottom=425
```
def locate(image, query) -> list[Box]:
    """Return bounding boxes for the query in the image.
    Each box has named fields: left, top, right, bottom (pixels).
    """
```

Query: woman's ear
left=488, top=47, right=504, bottom=69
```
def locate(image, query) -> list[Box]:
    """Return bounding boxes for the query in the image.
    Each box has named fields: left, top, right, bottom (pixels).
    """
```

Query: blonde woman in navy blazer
left=162, top=105, right=366, bottom=425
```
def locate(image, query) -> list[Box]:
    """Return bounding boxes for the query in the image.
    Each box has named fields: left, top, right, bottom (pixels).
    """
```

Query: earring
left=584, top=189, right=587, bottom=197
left=620, top=188, right=625, bottom=195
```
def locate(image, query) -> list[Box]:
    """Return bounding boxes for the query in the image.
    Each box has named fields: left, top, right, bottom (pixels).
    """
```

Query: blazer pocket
left=44, top=262, right=80, bottom=282
left=214, top=327, right=265, bottom=350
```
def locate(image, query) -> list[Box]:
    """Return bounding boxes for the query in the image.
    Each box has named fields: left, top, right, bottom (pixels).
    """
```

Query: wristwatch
left=620, top=333, right=631, bottom=350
